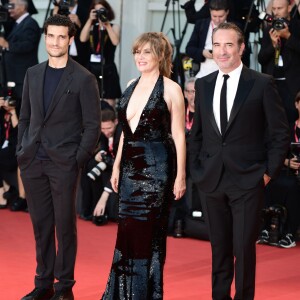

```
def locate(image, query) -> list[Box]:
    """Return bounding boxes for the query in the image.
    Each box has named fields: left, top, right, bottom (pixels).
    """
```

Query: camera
left=92, top=214, right=108, bottom=226
left=95, top=7, right=108, bottom=23
left=290, top=142, right=300, bottom=183
left=259, top=12, right=289, bottom=30
left=87, top=151, right=113, bottom=181
left=0, top=3, right=14, bottom=22
left=53, top=0, right=75, bottom=16
left=3, top=82, right=17, bottom=107
left=261, top=205, right=287, bottom=244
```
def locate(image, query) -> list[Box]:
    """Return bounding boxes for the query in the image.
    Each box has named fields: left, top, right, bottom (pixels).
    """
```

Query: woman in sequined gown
left=101, top=32, right=186, bottom=300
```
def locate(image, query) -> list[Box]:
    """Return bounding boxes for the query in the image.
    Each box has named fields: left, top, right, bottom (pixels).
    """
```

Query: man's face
left=272, top=0, right=291, bottom=19
left=101, top=120, right=117, bottom=139
left=8, top=0, right=26, bottom=20
left=184, top=82, right=195, bottom=110
left=212, top=29, right=245, bottom=73
left=210, top=9, right=229, bottom=26
left=45, top=25, right=73, bottom=58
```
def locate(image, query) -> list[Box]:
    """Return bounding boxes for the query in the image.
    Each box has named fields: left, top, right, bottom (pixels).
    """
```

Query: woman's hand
left=173, top=176, right=186, bottom=200
left=89, top=9, right=97, bottom=21
left=110, top=167, right=120, bottom=193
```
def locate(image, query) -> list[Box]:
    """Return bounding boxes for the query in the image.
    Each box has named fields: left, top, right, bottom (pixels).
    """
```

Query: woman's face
left=133, top=42, right=159, bottom=74
left=94, top=4, right=104, bottom=10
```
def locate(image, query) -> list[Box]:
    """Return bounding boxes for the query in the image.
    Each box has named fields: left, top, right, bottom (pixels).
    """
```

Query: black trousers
left=200, top=168, right=264, bottom=300
left=20, top=158, right=79, bottom=291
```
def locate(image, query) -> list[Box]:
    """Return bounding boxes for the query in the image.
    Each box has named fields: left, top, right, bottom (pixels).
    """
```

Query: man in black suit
left=17, top=15, right=100, bottom=300
left=0, top=0, right=40, bottom=104
left=189, top=22, right=290, bottom=300
left=258, top=0, right=300, bottom=124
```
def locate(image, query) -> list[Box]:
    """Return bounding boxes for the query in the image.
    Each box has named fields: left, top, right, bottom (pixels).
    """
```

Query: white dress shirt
left=213, top=62, right=243, bottom=133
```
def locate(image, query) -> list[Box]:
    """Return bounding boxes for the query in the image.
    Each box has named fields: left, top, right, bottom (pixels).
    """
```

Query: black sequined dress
left=102, top=75, right=177, bottom=300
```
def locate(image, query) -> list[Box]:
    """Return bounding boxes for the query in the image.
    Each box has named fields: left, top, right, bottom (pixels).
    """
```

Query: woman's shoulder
left=163, top=76, right=182, bottom=94
left=126, top=78, right=138, bottom=87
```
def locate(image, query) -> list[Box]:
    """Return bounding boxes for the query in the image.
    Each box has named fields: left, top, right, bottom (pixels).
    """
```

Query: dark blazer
left=258, top=18, right=300, bottom=98
left=17, top=58, right=101, bottom=171
left=189, top=66, right=290, bottom=193
left=3, top=15, right=40, bottom=98
left=186, top=18, right=211, bottom=64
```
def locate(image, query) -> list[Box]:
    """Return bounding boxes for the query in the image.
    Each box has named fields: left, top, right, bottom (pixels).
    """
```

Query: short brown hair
left=132, top=32, right=173, bottom=78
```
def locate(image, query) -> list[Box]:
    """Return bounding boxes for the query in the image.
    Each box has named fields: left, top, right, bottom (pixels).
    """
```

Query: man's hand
left=0, top=37, right=9, bottom=49
left=263, top=173, right=271, bottom=186
left=269, top=28, right=280, bottom=48
left=203, top=49, right=213, bottom=59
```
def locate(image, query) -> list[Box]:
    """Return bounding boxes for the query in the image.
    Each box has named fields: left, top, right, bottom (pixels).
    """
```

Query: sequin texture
left=101, top=76, right=176, bottom=299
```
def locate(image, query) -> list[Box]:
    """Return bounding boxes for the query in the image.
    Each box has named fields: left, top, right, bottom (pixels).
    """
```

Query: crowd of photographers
left=1, top=0, right=300, bottom=248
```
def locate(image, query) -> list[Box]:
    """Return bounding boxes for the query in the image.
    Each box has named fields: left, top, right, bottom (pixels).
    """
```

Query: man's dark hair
left=101, top=108, right=116, bottom=122
left=44, top=15, right=76, bottom=38
left=212, top=22, right=245, bottom=46
left=209, top=0, right=229, bottom=11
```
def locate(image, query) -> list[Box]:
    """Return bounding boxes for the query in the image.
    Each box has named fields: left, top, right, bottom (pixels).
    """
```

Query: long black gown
left=102, top=75, right=177, bottom=299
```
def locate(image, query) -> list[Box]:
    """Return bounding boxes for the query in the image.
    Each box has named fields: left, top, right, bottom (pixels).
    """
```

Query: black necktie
left=220, top=74, right=229, bottom=135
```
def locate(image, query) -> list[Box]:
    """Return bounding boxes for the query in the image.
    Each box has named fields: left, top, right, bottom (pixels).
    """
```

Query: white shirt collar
left=16, top=12, right=29, bottom=24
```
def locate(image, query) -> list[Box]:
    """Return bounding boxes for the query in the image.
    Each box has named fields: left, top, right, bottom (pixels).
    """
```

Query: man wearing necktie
left=0, top=0, right=40, bottom=109
left=189, top=22, right=290, bottom=300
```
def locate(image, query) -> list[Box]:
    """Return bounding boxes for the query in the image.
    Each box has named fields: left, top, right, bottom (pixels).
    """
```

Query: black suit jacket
left=186, top=18, right=211, bottom=64
left=17, top=58, right=101, bottom=171
left=258, top=18, right=300, bottom=98
left=189, top=66, right=290, bottom=193
left=3, top=15, right=40, bottom=98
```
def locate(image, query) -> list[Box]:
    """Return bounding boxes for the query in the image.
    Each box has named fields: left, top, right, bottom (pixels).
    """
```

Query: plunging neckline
left=126, top=76, right=160, bottom=135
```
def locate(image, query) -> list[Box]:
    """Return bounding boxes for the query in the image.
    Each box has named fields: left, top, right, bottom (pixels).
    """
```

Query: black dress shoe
left=3, top=186, right=18, bottom=201
left=0, top=201, right=8, bottom=209
left=21, top=287, right=54, bottom=300
left=50, top=289, right=74, bottom=300
left=10, top=197, right=28, bottom=212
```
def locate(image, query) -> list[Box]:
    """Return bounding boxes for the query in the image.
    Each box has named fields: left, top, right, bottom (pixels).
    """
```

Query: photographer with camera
left=80, top=108, right=121, bottom=224
left=0, top=0, right=40, bottom=109
left=258, top=0, right=300, bottom=124
left=0, top=95, right=18, bottom=208
left=79, top=0, right=121, bottom=108
left=52, top=0, right=92, bottom=68
left=258, top=90, right=300, bottom=248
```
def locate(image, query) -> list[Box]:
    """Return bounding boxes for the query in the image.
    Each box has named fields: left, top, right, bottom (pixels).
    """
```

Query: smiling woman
left=100, top=32, right=186, bottom=300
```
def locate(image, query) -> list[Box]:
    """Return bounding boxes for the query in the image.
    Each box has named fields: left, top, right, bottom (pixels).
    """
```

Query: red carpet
left=1, top=209, right=299, bottom=299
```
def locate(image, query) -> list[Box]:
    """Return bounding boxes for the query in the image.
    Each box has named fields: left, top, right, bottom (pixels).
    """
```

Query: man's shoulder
left=67, top=58, right=94, bottom=78
left=27, top=61, right=47, bottom=73
left=22, top=15, right=40, bottom=28
left=242, top=66, right=272, bottom=81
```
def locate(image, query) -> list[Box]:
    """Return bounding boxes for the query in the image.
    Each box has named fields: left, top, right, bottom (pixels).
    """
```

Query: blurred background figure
left=258, top=0, right=300, bottom=124
left=80, top=0, right=121, bottom=108
left=258, top=90, right=300, bottom=248
left=0, top=0, right=40, bottom=111
left=0, top=97, right=18, bottom=209
left=52, top=0, right=92, bottom=68
left=168, top=77, right=197, bottom=238
left=79, top=107, right=121, bottom=224
left=185, top=0, right=230, bottom=78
